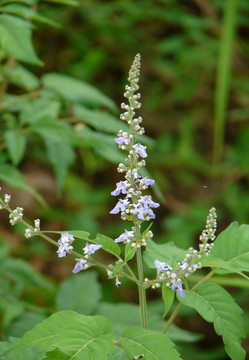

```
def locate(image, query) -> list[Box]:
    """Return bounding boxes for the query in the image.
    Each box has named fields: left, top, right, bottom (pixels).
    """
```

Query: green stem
left=163, top=303, right=182, bottom=334
left=212, top=0, right=238, bottom=173
left=136, top=245, right=147, bottom=328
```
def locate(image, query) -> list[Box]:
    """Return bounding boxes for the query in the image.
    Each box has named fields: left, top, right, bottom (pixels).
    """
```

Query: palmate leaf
left=120, top=327, right=182, bottom=360
left=178, top=283, right=246, bottom=360
left=0, top=311, right=115, bottom=360
left=210, top=222, right=249, bottom=275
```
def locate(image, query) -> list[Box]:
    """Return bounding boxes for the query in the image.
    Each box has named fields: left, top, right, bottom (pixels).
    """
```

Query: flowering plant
left=0, top=55, right=248, bottom=360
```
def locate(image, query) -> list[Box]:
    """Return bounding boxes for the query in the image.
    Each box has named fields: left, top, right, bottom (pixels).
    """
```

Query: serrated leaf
left=56, top=272, right=101, bottom=314
left=162, top=284, right=175, bottom=318
left=0, top=14, right=42, bottom=65
left=120, top=327, right=182, bottom=360
left=200, top=254, right=240, bottom=273
left=211, top=222, right=249, bottom=274
left=178, top=283, right=246, bottom=360
left=143, top=240, right=187, bottom=269
left=4, top=130, right=26, bottom=165
left=0, top=311, right=115, bottom=360
left=42, top=73, right=117, bottom=111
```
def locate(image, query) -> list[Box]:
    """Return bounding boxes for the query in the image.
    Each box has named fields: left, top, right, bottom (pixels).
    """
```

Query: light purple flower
left=172, top=282, right=185, bottom=297
left=179, top=261, right=188, bottom=270
left=132, top=203, right=146, bottom=220
left=115, top=230, right=134, bottom=243
left=72, top=258, right=87, bottom=273
left=111, top=180, right=129, bottom=196
left=83, top=242, right=103, bottom=255
left=139, top=195, right=160, bottom=209
left=140, top=177, right=155, bottom=187
left=133, top=143, right=147, bottom=158
left=110, top=198, right=130, bottom=214
left=57, top=232, right=74, bottom=258
left=154, top=259, right=172, bottom=273
left=115, top=136, right=130, bottom=146
left=115, top=277, right=121, bottom=287
left=126, top=170, right=141, bottom=179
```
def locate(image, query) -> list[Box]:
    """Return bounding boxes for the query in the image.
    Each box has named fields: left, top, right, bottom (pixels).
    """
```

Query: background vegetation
left=0, top=0, right=248, bottom=358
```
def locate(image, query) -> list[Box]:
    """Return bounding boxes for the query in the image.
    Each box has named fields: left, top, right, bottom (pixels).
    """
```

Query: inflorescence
left=110, top=54, right=159, bottom=248
left=0, top=56, right=217, bottom=297
left=147, top=207, right=217, bottom=296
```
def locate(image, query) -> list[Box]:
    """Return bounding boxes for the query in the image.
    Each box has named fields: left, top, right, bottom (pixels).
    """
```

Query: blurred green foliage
left=0, top=0, right=248, bottom=358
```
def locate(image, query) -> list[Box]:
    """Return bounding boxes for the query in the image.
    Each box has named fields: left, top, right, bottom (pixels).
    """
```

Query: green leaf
left=0, top=164, right=47, bottom=208
left=4, top=63, right=39, bottom=90
left=211, top=222, right=249, bottom=274
left=4, top=312, right=47, bottom=339
left=120, top=327, right=182, bottom=360
left=0, top=15, right=42, bottom=65
left=162, top=284, right=175, bottom=318
left=77, top=126, right=124, bottom=163
left=42, top=73, right=117, bottom=111
left=73, top=105, right=128, bottom=134
left=0, top=4, right=60, bottom=27
left=30, top=122, right=75, bottom=144
left=178, top=283, right=246, bottom=360
left=56, top=272, right=101, bottom=314
left=109, top=260, right=125, bottom=278
left=19, top=98, right=60, bottom=125
left=4, top=130, right=26, bottom=165
left=125, top=243, right=136, bottom=261
left=43, top=0, right=79, bottom=6
left=2, top=257, right=53, bottom=290
left=96, top=302, right=199, bottom=343
left=200, top=254, right=240, bottom=273
left=143, top=240, right=187, bottom=269
left=0, top=311, right=115, bottom=360
left=94, top=233, right=121, bottom=257
left=66, top=230, right=121, bottom=257
left=45, top=138, right=75, bottom=194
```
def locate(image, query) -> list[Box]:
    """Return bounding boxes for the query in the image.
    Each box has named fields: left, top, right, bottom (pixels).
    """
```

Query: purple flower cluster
left=57, top=232, right=74, bottom=258
left=154, top=259, right=185, bottom=297
left=110, top=53, right=159, bottom=254
left=72, top=258, right=88, bottom=273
